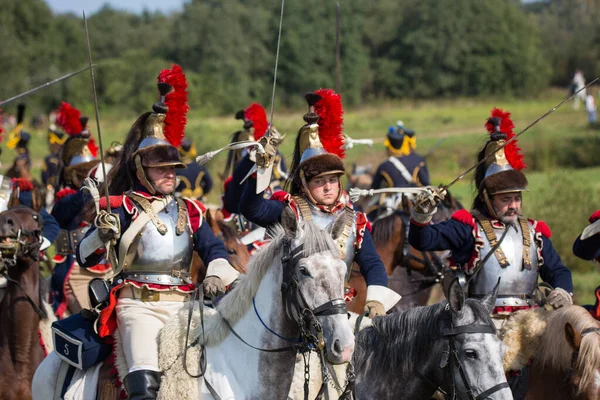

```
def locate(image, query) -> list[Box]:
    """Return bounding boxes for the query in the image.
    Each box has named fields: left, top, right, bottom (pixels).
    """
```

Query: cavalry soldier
left=409, top=108, right=573, bottom=318
left=238, top=90, right=400, bottom=317
left=573, top=210, right=600, bottom=319
left=371, top=123, right=429, bottom=190
left=42, top=113, right=68, bottom=207
left=175, top=137, right=213, bottom=200
left=409, top=109, right=574, bottom=397
left=75, top=66, right=239, bottom=400
left=50, top=102, right=108, bottom=318
left=5, top=104, right=32, bottom=167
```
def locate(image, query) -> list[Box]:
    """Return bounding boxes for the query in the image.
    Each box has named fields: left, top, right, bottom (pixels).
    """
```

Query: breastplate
left=125, top=199, right=193, bottom=278
left=301, top=204, right=357, bottom=270
left=469, top=220, right=540, bottom=307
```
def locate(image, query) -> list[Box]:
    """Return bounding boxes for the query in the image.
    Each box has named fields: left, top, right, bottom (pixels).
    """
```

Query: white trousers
left=116, top=297, right=186, bottom=373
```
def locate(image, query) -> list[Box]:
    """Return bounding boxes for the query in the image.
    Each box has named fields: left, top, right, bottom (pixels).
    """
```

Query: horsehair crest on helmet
left=56, top=102, right=83, bottom=135
left=244, top=103, right=268, bottom=140
left=314, top=88, right=345, bottom=159
left=157, top=64, right=189, bottom=148
left=484, top=108, right=525, bottom=171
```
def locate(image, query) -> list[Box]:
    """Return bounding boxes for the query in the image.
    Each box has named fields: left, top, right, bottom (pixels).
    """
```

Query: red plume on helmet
left=158, top=64, right=189, bottom=148
left=56, top=102, right=83, bottom=135
left=485, top=108, right=525, bottom=171
left=314, top=88, right=344, bottom=159
left=244, top=103, right=268, bottom=140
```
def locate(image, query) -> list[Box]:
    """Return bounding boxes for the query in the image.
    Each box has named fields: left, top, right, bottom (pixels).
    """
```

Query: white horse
left=33, top=209, right=355, bottom=399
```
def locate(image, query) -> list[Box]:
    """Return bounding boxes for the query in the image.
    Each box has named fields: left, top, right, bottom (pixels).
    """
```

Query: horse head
left=564, top=319, right=600, bottom=399
left=442, top=278, right=511, bottom=399
left=216, top=220, right=250, bottom=274
left=0, top=207, right=43, bottom=272
left=281, top=207, right=355, bottom=364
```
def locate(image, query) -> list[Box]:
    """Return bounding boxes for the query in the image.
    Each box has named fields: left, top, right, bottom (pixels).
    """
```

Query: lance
left=241, top=0, right=286, bottom=193
left=0, top=66, right=91, bottom=107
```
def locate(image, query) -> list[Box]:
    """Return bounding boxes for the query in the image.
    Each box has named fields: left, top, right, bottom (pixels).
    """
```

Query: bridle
left=418, top=305, right=510, bottom=400
left=183, top=237, right=352, bottom=400
left=0, top=208, right=46, bottom=319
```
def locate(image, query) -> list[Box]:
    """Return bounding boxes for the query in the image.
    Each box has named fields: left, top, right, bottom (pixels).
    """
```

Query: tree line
left=0, top=0, right=598, bottom=116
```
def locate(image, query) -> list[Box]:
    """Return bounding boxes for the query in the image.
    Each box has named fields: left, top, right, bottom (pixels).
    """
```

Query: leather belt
left=119, top=285, right=191, bottom=302
left=55, top=227, right=89, bottom=255
left=122, top=271, right=192, bottom=286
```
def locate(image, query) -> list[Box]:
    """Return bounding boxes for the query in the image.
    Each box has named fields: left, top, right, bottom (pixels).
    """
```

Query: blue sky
left=45, top=0, right=187, bottom=15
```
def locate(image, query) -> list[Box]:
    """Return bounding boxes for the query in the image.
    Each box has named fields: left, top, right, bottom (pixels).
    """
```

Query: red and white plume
left=56, top=102, right=83, bottom=135
left=314, top=88, right=344, bottom=159
left=485, top=108, right=525, bottom=170
left=158, top=64, right=189, bottom=148
left=244, top=103, right=268, bottom=140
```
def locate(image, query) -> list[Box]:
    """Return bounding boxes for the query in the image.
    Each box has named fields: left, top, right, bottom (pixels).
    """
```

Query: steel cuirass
left=468, top=219, right=540, bottom=307
left=294, top=198, right=357, bottom=271
left=123, top=198, right=193, bottom=285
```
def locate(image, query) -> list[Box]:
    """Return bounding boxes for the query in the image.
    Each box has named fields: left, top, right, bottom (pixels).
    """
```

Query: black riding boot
left=123, top=370, right=161, bottom=400
left=508, top=366, right=530, bottom=400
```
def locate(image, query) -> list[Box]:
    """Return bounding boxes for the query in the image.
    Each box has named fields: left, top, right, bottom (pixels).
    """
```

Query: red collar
left=308, top=198, right=346, bottom=214
left=130, top=190, right=168, bottom=201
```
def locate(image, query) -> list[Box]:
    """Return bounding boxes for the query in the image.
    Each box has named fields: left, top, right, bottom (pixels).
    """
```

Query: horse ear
left=281, top=207, right=298, bottom=237
left=329, top=211, right=346, bottom=240
left=480, top=278, right=500, bottom=314
left=447, top=277, right=465, bottom=313
left=565, top=322, right=582, bottom=351
left=31, top=188, right=43, bottom=212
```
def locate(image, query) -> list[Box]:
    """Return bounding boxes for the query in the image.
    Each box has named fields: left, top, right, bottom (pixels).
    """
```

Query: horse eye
left=227, top=248, right=237, bottom=255
left=299, top=266, right=311, bottom=277
left=465, top=349, right=478, bottom=359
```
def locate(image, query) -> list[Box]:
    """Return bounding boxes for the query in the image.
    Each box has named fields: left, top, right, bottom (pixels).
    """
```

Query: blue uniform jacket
left=573, top=234, right=600, bottom=261
left=408, top=213, right=573, bottom=293
left=223, top=155, right=254, bottom=214
left=51, top=189, right=88, bottom=231
left=372, top=152, right=430, bottom=189
left=176, top=162, right=213, bottom=199
left=76, top=188, right=228, bottom=268
left=239, top=176, right=389, bottom=288
left=18, top=190, right=59, bottom=244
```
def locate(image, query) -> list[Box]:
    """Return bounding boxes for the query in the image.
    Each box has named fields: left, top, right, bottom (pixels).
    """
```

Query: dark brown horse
left=0, top=207, right=48, bottom=400
left=190, top=208, right=251, bottom=283
left=348, top=192, right=462, bottom=314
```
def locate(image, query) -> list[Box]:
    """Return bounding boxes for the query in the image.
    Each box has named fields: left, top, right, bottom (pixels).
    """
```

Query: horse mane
left=354, top=299, right=493, bottom=375
left=536, top=306, right=600, bottom=395
left=371, top=210, right=403, bottom=246
left=197, top=220, right=340, bottom=344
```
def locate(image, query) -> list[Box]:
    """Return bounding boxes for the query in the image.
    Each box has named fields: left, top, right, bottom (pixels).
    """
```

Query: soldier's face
left=307, top=174, right=341, bottom=206
left=491, top=192, right=522, bottom=224
left=146, top=166, right=176, bottom=194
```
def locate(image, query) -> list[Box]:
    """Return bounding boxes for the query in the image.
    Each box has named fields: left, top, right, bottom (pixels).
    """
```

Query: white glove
left=411, top=187, right=447, bottom=224
left=547, top=288, right=573, bottom=309
left=203, top=276, right=226, bottom=297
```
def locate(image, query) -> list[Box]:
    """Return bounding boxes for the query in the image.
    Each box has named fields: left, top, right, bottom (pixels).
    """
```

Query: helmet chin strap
left=482, top=188, right=501, bottom=220
left=299, top=169, right=343, bottom=211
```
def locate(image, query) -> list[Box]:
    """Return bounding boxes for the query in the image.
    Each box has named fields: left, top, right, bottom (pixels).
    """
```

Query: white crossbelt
left=388, top=156, right=413, bottom=183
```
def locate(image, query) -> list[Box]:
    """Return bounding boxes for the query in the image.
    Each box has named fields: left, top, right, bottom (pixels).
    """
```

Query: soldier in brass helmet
left=76, top=66, right=239, bottom=399
left=409, top=108, right=573, bottom=399
left=237, top=90, right=400, bottom=317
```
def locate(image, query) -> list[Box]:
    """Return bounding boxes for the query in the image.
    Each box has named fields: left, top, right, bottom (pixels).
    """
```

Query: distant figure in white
left=572, top=69, right=586, bottom=110
left=585, top=89, right=597, bottom=124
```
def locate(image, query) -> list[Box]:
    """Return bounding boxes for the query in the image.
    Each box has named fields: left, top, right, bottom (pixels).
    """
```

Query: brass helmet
left=55, top=102, right=100, bottom=188
left=131, top=65, right=189, bottom=194
left=289, top=89, right=346, bottom=201
left=474, top=108, right=528, bottom=216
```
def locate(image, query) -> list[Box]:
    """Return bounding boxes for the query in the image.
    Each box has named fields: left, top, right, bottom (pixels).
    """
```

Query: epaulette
left=528, top=219, right=552, bottom=238
left=451, top=209, right=476, bottom=229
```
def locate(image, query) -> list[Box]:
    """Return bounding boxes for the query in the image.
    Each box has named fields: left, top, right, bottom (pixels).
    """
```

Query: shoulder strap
left=115, top=196, right=169, bottom=277
left=473, top=214, right=510, bottom=268
left=292, top=195, right=312, bottom=221
left=518, top=216, right=532, bottom=270
left=387, top=156, right=413, bottom=183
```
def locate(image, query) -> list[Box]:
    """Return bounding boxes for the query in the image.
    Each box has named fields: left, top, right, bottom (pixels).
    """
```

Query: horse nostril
left=333, top=339, right=343, bottom=355
left=6, top=218, right=14, bottom=226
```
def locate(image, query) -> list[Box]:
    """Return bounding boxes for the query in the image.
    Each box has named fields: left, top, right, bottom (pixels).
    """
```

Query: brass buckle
left=141, top=287, right=160, bottom=302
left=171, top=270, right=181, bottom=278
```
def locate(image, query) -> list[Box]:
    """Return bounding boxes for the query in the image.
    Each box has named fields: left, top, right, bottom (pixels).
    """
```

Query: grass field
left=10, top=88, right=600, bottom=304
